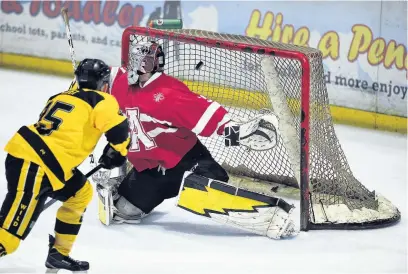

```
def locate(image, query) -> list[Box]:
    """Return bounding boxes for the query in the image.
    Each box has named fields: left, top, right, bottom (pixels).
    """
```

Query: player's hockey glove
left=224, top=109, right=280, bottom=151
left=98, top=143, right=127, bottom=170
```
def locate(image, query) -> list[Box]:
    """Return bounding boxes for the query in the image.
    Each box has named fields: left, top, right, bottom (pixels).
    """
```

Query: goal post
left=121, top=26, right=400, bottom=231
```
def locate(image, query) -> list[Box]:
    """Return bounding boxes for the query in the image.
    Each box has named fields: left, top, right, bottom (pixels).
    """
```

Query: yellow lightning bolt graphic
left=178, top=185, right=268, bottom=216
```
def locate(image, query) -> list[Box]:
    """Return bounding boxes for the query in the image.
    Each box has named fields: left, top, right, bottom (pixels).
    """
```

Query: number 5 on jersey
left=35, top=101, right=74, bottom=135
left=126, top=108, right=157, bottom=152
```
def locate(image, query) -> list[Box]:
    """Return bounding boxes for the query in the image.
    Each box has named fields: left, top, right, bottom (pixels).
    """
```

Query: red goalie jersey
left=109, top=67, right=230, bottom=172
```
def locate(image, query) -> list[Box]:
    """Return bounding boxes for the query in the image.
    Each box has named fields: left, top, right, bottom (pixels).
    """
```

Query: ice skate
left=45, top=235, right=89, bottom=272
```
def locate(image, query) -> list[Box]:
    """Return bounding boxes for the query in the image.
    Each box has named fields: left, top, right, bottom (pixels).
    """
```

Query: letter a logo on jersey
left=126, top=108, right=157, bottom=152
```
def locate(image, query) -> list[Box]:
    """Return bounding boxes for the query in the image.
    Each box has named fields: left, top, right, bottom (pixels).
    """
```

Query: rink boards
left=0, top=52, right=406, bottom=133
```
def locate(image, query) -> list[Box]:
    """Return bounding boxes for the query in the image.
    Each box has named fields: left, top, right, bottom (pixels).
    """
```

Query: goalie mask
left=128, top=41, right=165, bottom=85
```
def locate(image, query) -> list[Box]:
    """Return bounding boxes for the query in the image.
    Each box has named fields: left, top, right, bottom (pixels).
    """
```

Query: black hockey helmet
left=75, top=58, right=111, bottom=91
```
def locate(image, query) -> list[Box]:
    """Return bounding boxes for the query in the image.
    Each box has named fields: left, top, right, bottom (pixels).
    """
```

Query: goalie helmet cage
left=121, top=26, right=400, bottom=231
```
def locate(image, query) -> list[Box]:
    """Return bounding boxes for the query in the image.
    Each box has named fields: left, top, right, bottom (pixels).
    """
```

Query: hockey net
left=121, top=26, right=400, bottom=231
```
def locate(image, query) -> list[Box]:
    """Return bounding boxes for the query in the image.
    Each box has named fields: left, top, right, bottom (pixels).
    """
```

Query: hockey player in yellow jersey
left=0, top=59, right=130, bottom=271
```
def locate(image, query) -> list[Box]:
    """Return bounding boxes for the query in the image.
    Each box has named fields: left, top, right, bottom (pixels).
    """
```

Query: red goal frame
left=121, top=26, right=312, bottom=231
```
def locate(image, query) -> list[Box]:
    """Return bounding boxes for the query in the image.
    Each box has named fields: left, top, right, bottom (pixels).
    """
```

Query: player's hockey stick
left=61, top=7, right=77, bottom=70
left=61, top=7, right=100, bottom=166
left=41, top=164, right=103, bottom=212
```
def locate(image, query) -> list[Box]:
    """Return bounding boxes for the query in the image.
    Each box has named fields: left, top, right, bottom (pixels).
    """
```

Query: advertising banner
left=0, top=0, right=406, bottom=118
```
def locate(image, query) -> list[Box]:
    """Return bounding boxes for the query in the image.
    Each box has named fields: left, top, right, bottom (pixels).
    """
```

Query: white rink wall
left=0, top=1, right=407, bottom=130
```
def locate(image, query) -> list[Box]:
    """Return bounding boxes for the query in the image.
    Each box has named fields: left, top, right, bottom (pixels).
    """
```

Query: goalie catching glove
left=224, top=110, right=280, bottom=151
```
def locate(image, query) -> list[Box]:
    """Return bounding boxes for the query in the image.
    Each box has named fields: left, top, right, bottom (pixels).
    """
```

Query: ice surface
left=0, top=68, right=406, bottom=273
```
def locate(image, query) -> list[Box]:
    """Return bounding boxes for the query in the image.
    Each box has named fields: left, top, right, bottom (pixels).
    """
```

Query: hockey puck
left=195, top=61, right=204, bottom=70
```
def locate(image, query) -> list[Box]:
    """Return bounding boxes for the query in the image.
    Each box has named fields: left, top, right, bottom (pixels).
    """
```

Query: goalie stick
left=41, top=164, right=103, bottom=212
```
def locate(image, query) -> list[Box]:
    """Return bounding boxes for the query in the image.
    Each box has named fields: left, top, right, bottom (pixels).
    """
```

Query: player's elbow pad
left=105, top=119, right=130, bottom=156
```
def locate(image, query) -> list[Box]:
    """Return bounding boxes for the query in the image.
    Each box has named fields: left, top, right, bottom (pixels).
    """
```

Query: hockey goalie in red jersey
left=96, top=39, right=298, bottom=239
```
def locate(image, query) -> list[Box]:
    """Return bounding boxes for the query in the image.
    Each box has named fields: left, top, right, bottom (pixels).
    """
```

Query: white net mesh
left=122, top=27, right=400, bottom=230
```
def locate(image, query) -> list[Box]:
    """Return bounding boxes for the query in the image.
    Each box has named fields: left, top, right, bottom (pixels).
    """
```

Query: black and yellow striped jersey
left=5, top=88, right=130, bottom=191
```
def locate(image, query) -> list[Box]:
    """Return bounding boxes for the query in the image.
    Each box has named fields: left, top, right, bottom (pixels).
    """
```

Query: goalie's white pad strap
left=176, top=172, right=298, bottom=239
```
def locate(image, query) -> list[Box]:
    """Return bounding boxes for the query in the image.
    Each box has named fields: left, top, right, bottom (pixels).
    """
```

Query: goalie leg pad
left=176, top=172, right=298, bottom=239
left=97, top=184, right=114, bottom=226
left=113, top=196, right=148, bottom=224
left=97, top=183, right=148, bottom=225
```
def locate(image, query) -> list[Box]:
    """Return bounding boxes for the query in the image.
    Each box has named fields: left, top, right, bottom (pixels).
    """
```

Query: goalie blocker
left=176, top=172, right=298, bottom=239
